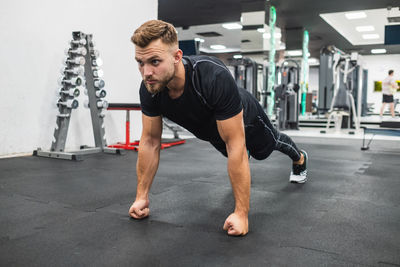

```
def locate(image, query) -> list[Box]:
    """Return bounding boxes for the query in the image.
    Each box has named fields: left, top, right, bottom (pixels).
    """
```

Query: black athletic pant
left=251, top=114, right=302, bottom=162
left=211, top=110, right=302, bottom=162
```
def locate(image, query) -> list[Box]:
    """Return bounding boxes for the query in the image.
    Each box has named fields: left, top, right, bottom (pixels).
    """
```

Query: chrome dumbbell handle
left=65, top=47, right=87, bottom=56
left=57, top=99, right=79, bottom=109
left=83, top=100, right=108, bottom=109
left=58, top=76, right=83, bottom=86
left=60, top=88, right=80, bottom=97
left=63, top=56, right=85, bottom=65
left=61, top=66, right=84, bottom=75
left=70, top=39, right=87, bottom=46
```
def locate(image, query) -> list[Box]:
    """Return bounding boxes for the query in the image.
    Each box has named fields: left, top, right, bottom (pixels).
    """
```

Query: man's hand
left=129, top=199, right=150, bottom=219
left=223, top=212, right=249, bottom=236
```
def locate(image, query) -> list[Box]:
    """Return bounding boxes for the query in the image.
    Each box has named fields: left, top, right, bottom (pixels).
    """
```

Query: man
left=380, top=70, right=398, bottom=118
left=128, top=20, right=308, bottom=236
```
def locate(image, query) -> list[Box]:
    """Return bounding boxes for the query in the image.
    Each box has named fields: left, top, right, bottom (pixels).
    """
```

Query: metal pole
left=301, top=30, right=309, bottom=115
left=266, top=5, right=277, bottom=116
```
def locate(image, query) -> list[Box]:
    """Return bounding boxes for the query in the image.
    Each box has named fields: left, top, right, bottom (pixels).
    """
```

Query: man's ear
left=174, top=49, right=183, bottom=64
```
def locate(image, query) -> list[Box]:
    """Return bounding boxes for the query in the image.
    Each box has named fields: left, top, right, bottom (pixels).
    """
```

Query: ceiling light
left=257, top=28, right=265, bottom=33
left=194, top=38, right=205, bottom=43
left=287, top=50, right=302, bottom=56
left=222, top=23, right=242, bottom=30
left=308, top=58, right=318, bottom=64
left=345, top=12, right=367, bottom=20
left=362, top=34, right=380, bottom=40
left=233, top=54, right=243, bottom=59
left=263, top=32, right=281, bottom=39
left=210, top=45, right=226, bottom=50
left=371, top=49, right=386, bottom=54
left=356, top=25, right=375, bottom=32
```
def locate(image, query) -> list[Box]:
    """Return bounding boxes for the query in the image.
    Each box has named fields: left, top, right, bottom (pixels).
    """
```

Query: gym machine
left=319, top=46, right=368, bottom=118
left=321, top=46, right=363, bottom=133
left=34, top=31, right=121, bottom=160
left=228, top=57, right=264, bottom=102
left=274, top=60, right=300, bottom=130
left=318, top=47, right=335, bottom=114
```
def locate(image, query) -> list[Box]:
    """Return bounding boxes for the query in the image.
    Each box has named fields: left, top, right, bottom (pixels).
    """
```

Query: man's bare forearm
left=136, top=139, right=161, bottom=200
left=226, top=144, right=251, bottom=215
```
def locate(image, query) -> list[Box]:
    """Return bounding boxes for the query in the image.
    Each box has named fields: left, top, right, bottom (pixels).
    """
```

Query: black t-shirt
left=139, top=55, right=262, bottom=146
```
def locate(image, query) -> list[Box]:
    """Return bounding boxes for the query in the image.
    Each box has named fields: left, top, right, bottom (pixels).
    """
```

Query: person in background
left=380, top=70, right=398, bottom=118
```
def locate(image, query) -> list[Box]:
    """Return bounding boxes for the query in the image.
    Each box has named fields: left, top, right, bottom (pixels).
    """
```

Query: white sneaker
left=289, top=150, right=308, bottom=183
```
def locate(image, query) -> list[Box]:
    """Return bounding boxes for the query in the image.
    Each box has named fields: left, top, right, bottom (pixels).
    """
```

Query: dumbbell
left=90, top=50, right=100, bottom=58
left=95, top=90, right=107, bottom=98
left=96, top=100, right=108, bottom=109
left=63, top=56, right=85, bottom=65
left=94, top=79, right=105, bottom=88
left=92, top=58, right=103, bottom=67
left=83, top=89, right=106, bottom=98
left=93, top=69, right=104, bottom=78
left=84, top=100, right=108, bottom=109
left=59, top=88, right=80, bottom=97
left=58, top=76, right=83, bottom=86
left=70, top=39, right=87, bottom=46
left=61, top=66, right=84, bottom=75
left=65, top=47, right=87, bottom=56
left=57, top=99, right=79, bottom=109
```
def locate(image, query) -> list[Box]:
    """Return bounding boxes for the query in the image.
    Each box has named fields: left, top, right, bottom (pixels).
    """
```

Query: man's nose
left=143, top=65, right=153, bottom=77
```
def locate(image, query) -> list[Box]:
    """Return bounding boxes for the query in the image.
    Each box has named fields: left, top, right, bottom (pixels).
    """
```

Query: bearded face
left=135, top=39, right=178, bottom=94
left=143, top=64, right=175, bottom=94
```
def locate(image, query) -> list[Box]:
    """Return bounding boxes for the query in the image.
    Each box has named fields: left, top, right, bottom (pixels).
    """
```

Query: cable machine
left=228, top=57, right=264, bottom=102
left=322, top=46, right=362, bottom=133
left=274, top=60, right=300, bottom=130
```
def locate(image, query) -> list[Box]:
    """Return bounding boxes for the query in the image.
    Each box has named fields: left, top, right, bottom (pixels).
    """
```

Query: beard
left=144, top=70, right=175, bottom=95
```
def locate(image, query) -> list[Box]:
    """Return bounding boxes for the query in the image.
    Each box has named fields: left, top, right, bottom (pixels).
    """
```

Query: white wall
left=0, top=0, right=157, bottom=156
left=362, top=54, right=400, bottom=113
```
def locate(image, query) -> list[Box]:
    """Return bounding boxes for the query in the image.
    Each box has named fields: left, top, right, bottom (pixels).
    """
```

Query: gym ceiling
left=158, top=0, right=400, bottom=57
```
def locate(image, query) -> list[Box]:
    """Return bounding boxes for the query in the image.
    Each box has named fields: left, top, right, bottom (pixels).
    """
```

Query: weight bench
left=107, top=103, right=185, bottom=151
left=361, top=121, right=400, bottom=150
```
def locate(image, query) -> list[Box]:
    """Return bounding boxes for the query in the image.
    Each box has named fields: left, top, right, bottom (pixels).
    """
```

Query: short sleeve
left=210, top=69, right=243, bottom=120
left=139, top=81, right=161, bottom=117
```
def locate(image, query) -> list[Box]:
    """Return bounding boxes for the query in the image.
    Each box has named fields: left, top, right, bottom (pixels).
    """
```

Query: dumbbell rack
left=34, top=31, right=122, bottom=160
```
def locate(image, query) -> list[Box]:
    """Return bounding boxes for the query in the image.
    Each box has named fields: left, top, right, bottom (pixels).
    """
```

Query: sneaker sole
left=290, top=177, right=307, bottom=184
left=290, top=150, right=308, bottom=184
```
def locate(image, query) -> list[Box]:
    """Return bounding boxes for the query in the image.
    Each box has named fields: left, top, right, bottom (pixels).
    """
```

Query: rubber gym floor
left=1, top=136, right=399, bottom=266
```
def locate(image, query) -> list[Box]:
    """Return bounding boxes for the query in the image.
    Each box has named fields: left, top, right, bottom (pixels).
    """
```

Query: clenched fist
left=129, top=199, right=150, bottom=219
left=223, top=212, right=249, bottom=236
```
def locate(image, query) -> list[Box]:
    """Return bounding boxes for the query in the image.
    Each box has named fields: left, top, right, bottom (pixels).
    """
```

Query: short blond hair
left=131, top=20, right=178, bottom=47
